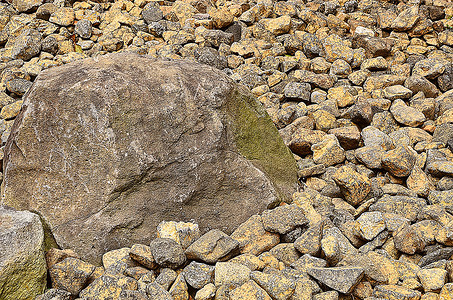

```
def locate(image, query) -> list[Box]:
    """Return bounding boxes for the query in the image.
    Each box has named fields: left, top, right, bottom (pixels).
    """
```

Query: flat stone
left=260, top=15, right=291, bottom=35
left=283, top=82, right=311, bottom=101
left=373, top=284, right=421, bottom=300
left=79, top=273, right=138, bottom=299
left=269, top=243, right=300, bottom=266
left=214, top=262, right=251, bottom=287
left=49, top=7, right=75, bottom=26
left=405, top=75, right=440, bottom=98
left=369, top=195, right=426, bottom=222
left=185, top=229, right=239, bottom=264
left=307, top=267, right=364, bottom=294
left=383, top=85, right=413, bottom=100
left=261, top=204, right=308, bottom=235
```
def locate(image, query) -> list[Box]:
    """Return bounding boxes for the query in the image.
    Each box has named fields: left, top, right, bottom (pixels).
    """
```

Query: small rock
left=231, top=215, right=280, bottom=256
left=391, top=6, right=420, bottom=31
left=185, top=229, right=239, bottom=264
left=214, top=262, right=251, bottom=287
left=49, top=7, right=75, bottom=26
left=283, top=82, right=311, bottom=102
left=307, top=267, right=364, bottom=294
left=250, top=271, right=295, bottom=300
left=142, top=3, right=163, bottom=24
left=11, top=0, right=43, bottom=13
left=332, top=165, right=372, bottom=206
left=405, top=75, right=440, bottom=98
left=390, top=99, right=426, bottom=127
left=157, top=221, right=200, bottom=249
left=11, top=29, right=42, bottom=61
left=382, top=145, right=417, bottom=177
left=229, top=280, right=272, bottom=300
left=373, top=284, right=421, bottom=300
left=49, top=257, right=96, bottom=295
left=328, top=126, right=360, bottom=150
left=155, top=268, right=177, bottom=290
left=355, top=212, right=386, bottom=241
left=417, top=268, right=447, bottom=292
left=413, top=59, right=446, bottom=79
left=183, top=261, right=215, bottom=289
left=311, top=134, right=345, bottom=167
left=130, top=244, right=157, bottom=270
left=195, top=283, right=216, bottom=300
left=35, top=288, right=72, bottom=300
left=149, top=238, right=186, bottom=269
left=75, top=19, right=92, bottom=39
left=146, top=282, right=173, bottom=300
left=169, top=273, right=189, bottom=300
left=383, top=85, right=413, bottom=100
left=261, top=204, right=308, bottom=235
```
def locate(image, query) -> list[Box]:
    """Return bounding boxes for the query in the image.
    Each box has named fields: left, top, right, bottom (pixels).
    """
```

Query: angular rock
left=146, top=282, right=172, bottom=300
left=149, top=238, right=185, bottom=269
left=390, top=99, right=426, bottom=127
left=381, top=145, right=417, bottom=177
left=49, top=257, right=96, bottom=295
left=183, top=261, right=215, bottom=289
left=129, top=244, right=157, bottom=270
left=2, top=53, right=297, bottom=264
left=307, top=267, right=364, bottom=294
left=405, top=75, right=440, bottom=98
left=0, top=207, right=47, bottom=300
left=261, top=204, right=308, bottom=235
left=195, top=283, right=216, bottom=300
left=35, top=289, right=72, bottom=300
left=229, top=280, right=271, bottom=300
left=417, top=268, right=447, bottom=292
left=369, top=195, right=426, bottom=222
left=169, top=273, right=188, bottom=300
left=156, top=221, right=200, bottom=249
left=250, top=271, right=295, bottom=300
left=333, top=165, right=372, bottom=206
left=355, top=212, right=386, bottom=241
left=373, top=285, right=421, bottom=300
left=185, top=229, right=239, bottom=264
left=311, top=134, right=345, bottom=167
left=11, top=29, right=42, bottom=61
left=231, top=215, right=280, bottom=256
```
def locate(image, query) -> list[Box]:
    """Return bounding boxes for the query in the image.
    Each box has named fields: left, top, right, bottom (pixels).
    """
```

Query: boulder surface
left=2, top=53, right=298, bottom=264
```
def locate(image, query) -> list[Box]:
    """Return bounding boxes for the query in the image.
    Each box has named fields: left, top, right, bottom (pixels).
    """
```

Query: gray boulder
left=2, top=53, right=298, bottom=264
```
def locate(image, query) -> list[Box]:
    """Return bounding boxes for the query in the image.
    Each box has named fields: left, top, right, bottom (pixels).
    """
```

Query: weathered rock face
left=2, top=53, right=298, bottom=264
left=0, top=206, right=47, bottom=300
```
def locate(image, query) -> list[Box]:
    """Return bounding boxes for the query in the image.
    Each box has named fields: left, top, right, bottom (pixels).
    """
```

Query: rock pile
left=0, top=0, right=452, bottom=299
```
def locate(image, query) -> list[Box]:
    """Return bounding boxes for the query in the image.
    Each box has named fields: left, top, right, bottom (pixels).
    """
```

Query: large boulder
left=0, top=206, right=47, bottom=299
left=2, top=53, right=298, bottom=264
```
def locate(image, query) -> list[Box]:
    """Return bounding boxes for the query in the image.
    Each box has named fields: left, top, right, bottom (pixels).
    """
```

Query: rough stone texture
left=0, top=206, right=47, bottom=300
left=307, top=267, right=364, bottom=294
left=2, top=53, right=298, bottom=264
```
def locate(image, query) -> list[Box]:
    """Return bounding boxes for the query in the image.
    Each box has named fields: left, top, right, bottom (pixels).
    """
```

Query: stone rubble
left=0, top=0, right=451, bottom=298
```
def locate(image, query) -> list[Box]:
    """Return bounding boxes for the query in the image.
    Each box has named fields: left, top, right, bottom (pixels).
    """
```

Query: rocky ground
left=1, top=0, right=453, bottom=299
